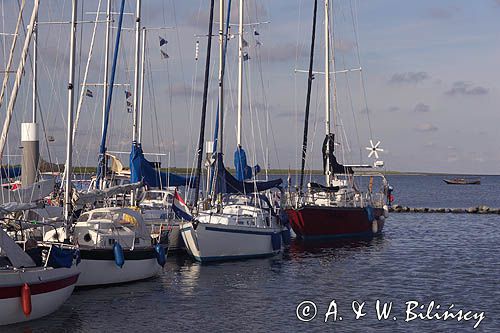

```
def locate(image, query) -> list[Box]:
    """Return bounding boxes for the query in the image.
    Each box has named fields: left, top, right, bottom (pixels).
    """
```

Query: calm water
left=5, top=175, right=500, bottom=332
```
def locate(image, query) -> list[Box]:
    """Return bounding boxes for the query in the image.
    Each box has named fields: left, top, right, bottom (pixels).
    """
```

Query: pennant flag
left=127, top=101, right=133, bottom=107
left=172, top=189, right=193, bottom=221
left=242, top=38, right=248, bottom=47
left=254, top=30, right=260, bottom=36
left=159, top=36, right=168, bottom=47
left=127, top=107, right=133, bottom=113
left=255, top=40, right=262, bottom=46
left=125, top=90, right=132, bottom=99
left=243, top=52, right=250, bottom=61
left=85, top=88, right=93, bottom=98
left=160, top=49, right=169, bottom=59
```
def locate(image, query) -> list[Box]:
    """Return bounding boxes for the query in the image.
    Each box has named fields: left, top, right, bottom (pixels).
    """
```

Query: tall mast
left=0, top=0, right=39, bottom=162
left=298, top=0, right=318, bottom=190
left=132, top=0, right=141, bottom=143
left=97, top=0, right=126, bottom=187
left=101, top=0, right=112, bottom=137
left=217, top=0, right=225, bottom=154
left=138, top=27, right=146, bottom=143
left=32, top=12, right=37, bottom=122
left=130, top=0, right=141, bottom=206
left=64, top=0, right=78, bottom=221
left=324, top=0, right=331, bottom=185
left=192, top=0, right=216, bottom=207
left=236, top=0, right=243, bottom=147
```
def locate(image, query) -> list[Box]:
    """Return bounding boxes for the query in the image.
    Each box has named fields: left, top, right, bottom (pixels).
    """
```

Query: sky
left=0, top=0, right=499, bottom=175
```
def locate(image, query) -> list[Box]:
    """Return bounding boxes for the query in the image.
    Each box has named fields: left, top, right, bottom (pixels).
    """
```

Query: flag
left=127, top=101, right=133, bottom=107
left=85, top=89, right=93, bottom=98
left=243, top=52, right=250, bottom=61
left=255, top=40, right=262, bottom=46
left=254, top=30, right=260, bottom=36
left=242, top=38, right=248, bottom=47
left=172, top=190, right=193, bottom=221
left=160, top=49, right=169, bottom=59
left=159, top=36, right=168, bottom=47
left=125, top=90, right=132, bottom=99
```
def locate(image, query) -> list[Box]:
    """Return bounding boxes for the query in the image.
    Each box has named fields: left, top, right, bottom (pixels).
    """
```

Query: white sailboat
left=43, top=0, right=164, bottom=287
left=180, top=0, right=283, bottom=262
left=0, top=227, right=80, bottom=326
left=44, top=207, right=161, bottom=287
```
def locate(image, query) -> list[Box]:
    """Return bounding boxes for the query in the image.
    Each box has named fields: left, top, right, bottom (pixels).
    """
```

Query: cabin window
left=108, top=239, right=116, bottom=245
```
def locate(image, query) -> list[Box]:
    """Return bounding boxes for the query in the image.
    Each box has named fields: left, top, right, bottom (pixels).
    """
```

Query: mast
left=0, top=0, right=39, bottom=162
left=101, top=0, right=112, bottom=137
left=130, top=0, right=141, bottom=206
left=236, top=0, right=244, bottom=147
left=0, top=0, right=25, bottom=111
left=217, top=0, right=225, bottom=154
left=324, top=0, right=331, bottom=185
left=97, top=0, right=126, bottom=188
left=298, top=0, right=318, bottom=190
left=32, top=12, right=37, bottom=123
left=132, top=0, right=141, bottom=143
left=64, top=0, right=78, bottom=221
left=138, top=27, right=146, bottom=143
left=21, top=9, right=40, bottom=187
left=192, top=0, right=216, bottom=207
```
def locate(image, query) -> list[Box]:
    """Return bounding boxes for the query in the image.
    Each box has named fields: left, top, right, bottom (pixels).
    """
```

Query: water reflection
left=287, top=234, right=387, bottom=260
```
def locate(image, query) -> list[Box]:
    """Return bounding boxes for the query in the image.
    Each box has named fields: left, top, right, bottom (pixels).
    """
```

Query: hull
left=180, top=222, right=282, bottom=262
left=285, top=206, right=385, bottom=239
left=167, top=224, right=185, bottom=252
left=443, top=178, right=480, bottom=185
left=0, top=267, right=79, bottom=326
left=76, top=248, right=161, bottom=287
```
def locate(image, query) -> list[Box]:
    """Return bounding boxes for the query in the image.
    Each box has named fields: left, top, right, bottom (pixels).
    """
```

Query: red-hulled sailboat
left=284, top=0, right=389, bottom=240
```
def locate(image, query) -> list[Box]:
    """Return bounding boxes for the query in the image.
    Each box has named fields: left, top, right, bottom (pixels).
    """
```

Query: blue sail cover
left=215, top=153, right=281, bottom=194
left=130, top=143, right=195, bottom=188
left=234, top=147, right=261, bottom=181
left=0, top=165, right=21, bottom=179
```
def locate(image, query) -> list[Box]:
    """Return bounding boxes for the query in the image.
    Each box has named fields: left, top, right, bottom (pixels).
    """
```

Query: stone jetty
left=389, top=204, right=500, bottom=214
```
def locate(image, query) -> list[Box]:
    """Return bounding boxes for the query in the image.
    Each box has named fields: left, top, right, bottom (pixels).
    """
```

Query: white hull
left=0, top=267, right=79, bottom=326
left=180, top=222, right=282, bottom=262
left=76, top=257, right=160, bottom=287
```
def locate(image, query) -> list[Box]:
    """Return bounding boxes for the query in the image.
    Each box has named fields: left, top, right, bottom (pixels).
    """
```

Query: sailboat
left=284, top=0, right=389, bottom=240
left=43, top=0, right=164, bottom=287
left=180, top=0, right=284, bottom=262
left=0, top=227, right=80, bottom=326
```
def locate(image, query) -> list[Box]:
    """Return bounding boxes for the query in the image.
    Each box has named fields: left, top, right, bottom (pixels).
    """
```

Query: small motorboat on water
left=44, top=207, right=164, bottom=287
left=0, top=229, right=80, bottom=326
left=443, top=177, right=481, bottom=185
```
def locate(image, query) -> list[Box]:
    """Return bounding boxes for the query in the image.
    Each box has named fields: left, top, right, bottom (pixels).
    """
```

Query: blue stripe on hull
left=204, top=226, right=277, bottom=236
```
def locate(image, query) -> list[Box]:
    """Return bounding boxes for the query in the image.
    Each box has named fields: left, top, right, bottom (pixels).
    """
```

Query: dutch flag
left=172, top=190, right=193, bottom=221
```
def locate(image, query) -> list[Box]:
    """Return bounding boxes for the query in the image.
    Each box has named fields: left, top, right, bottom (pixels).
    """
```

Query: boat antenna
left=193, top=0, right=216, bottom=209
left=299, top=0, right=318, bottom=191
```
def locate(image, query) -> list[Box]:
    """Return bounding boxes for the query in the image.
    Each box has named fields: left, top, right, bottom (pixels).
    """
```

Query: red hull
left=285, top=206, right=385, bottom=239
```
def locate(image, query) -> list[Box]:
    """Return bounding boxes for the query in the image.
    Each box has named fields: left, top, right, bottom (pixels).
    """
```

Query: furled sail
left=130, top=142, right=195, bottom=188
left=214, top=153, right=281, bottom=194
left=322, top=134, right=353, bottom=175
left=234, top=147, right=260, bottom=181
